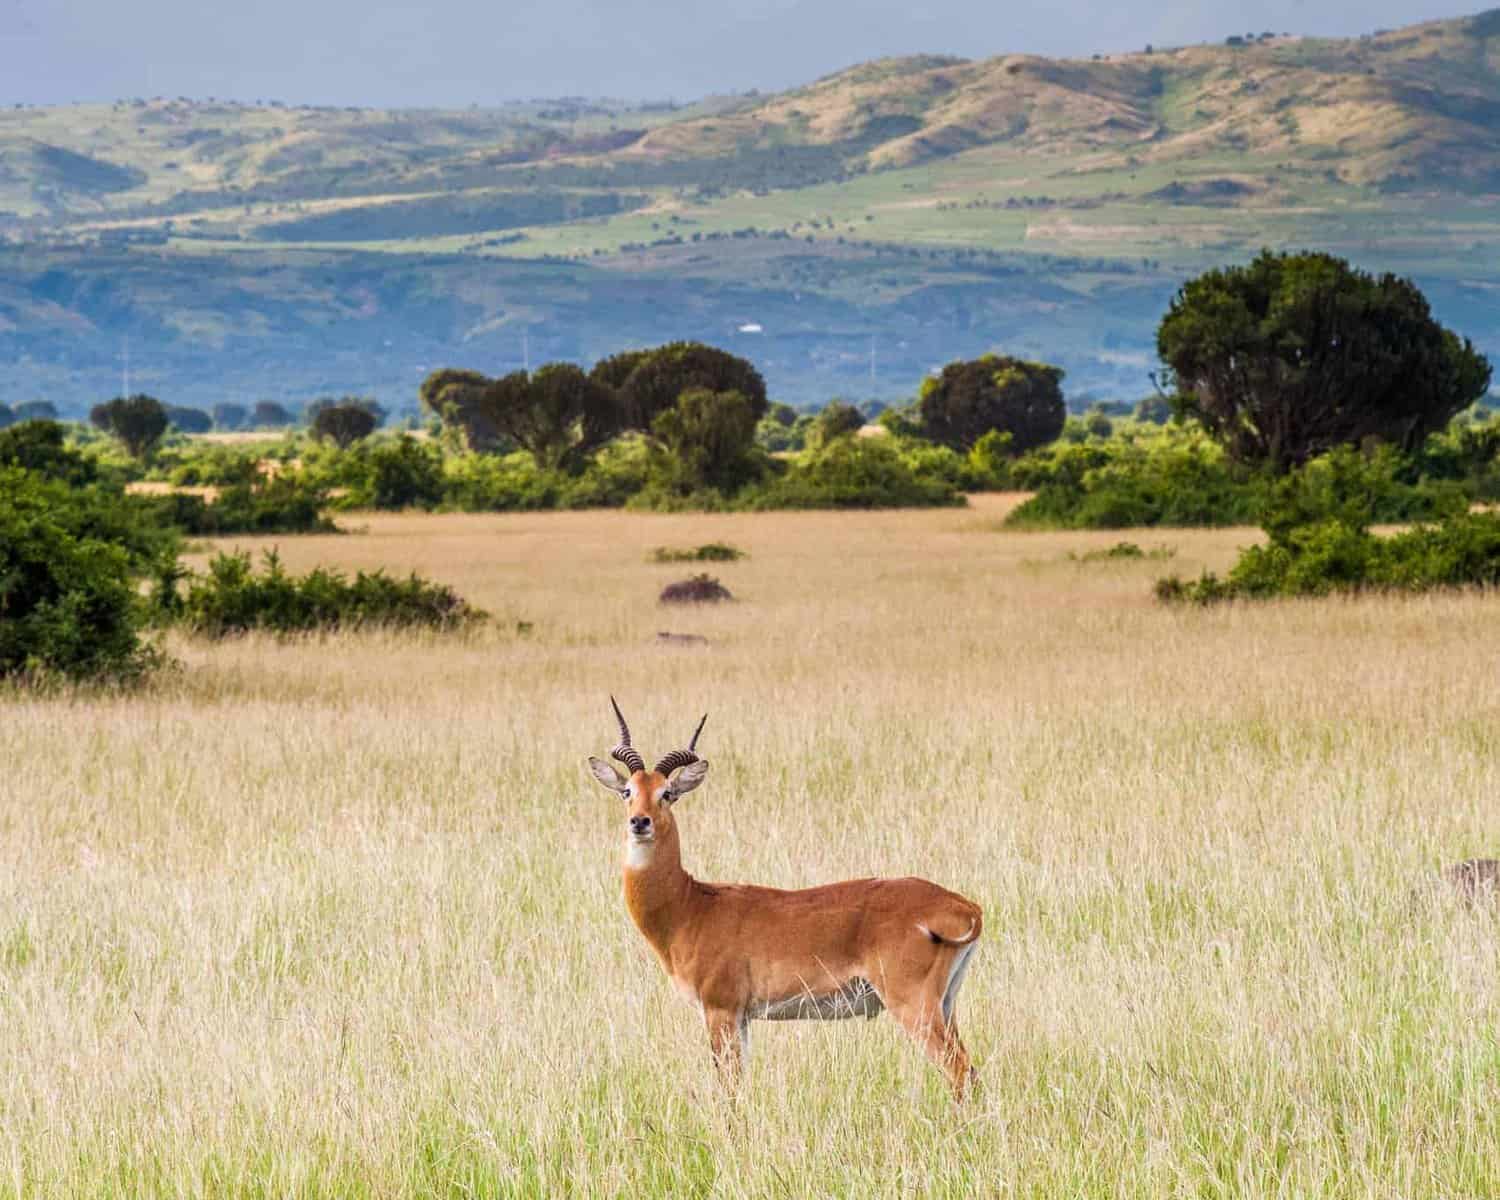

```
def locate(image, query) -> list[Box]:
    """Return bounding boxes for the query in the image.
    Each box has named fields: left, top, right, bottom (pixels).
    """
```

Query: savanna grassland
left=5, top=497, right=1500, bottom=1196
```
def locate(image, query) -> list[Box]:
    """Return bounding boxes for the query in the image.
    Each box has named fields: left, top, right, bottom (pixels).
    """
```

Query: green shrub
left=1159, top=514, right=1500, bottom=604
left=174, top=550, right=486, bottom=637
left=0, top=420, right=98, bottom=486
left=143, top=476, right=336, bottom=536
left=0, top=468, right=159, bottom=682
left=1007, top=435, right=1255, bottom=529
left=1070, top=542, right=1175, bottom=563
left=743, top=436, right=963, bottom=510
left=651, top=543, right=745, bottom=563
left=336, top=436, right=446, bottom=510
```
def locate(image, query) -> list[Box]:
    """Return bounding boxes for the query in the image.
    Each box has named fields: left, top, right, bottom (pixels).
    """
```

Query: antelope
left=586, top=698, right=983, bottom=1101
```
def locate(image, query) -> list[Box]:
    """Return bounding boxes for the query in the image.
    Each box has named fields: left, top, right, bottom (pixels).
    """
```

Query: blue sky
left=1, top=0, right=1482, bottom=107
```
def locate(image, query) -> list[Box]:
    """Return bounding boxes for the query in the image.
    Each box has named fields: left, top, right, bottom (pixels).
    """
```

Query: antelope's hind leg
left=887, top=944, right=979, bottom=1102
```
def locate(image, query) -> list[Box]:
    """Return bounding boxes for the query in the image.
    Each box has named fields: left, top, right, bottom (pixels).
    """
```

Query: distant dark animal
left=659, top=574, right=733, bottom=604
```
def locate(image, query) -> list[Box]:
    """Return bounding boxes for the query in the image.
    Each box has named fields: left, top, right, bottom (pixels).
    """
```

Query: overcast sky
left=0, top=0, right=1482, bottom=108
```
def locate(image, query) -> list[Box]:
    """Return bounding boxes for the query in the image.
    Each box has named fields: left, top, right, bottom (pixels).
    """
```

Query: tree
left=304, top=395, right=386, bottom=428
left=0, top=404, right=13, bottom=429
left=1158, top=250, right=1493, bottom=471
left=605, top=342, right=768, bottom=432
left=589, top=348, right=656, bottom=393
left=0, top=467, right=155, bottom=682
left=251, top=401, right=295, bottom=428
left=650, top=388, right=761, bottom=492
left=312, top=403, right=379, bottom=448
left=213, top=403, right=247, bottom=430
left=1134, top=395, right=1173, bottom=425
left=14, top=401, right=59, bottom=422
left=474, top=363, right=620, bottom=471
left=0, top=420, right=98, bottom=486
left=918, top=355, right=1067, bottom=454
left=165, top=405, right=213, bottom=434
left=418, top=368, right=502, bottom=451
left=808, top=401, right=865, bottom=450
left=90, top=394, right=169, bottom=459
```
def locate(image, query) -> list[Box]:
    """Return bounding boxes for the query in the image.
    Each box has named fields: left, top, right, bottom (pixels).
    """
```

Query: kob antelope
left=587, top=699, right=982, bottom=1100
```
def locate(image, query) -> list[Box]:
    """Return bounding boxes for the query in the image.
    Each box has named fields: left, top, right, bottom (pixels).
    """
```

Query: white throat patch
left=625, top=840, right=655, bottom=871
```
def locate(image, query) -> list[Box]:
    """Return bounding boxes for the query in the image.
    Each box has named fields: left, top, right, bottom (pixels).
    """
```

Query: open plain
left=4, top=496, right=1500, bottom=1196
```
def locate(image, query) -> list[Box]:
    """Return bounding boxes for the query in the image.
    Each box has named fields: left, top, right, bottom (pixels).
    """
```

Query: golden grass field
left=5, top=495, right=1500, bottom=1197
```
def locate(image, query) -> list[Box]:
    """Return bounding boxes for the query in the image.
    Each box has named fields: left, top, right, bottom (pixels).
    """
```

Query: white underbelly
left=749, top=977, right=883, bottom=1022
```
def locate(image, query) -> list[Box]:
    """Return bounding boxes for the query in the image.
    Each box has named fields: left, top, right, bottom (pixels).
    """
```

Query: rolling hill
left=2, top=10, right=1498, bottom=411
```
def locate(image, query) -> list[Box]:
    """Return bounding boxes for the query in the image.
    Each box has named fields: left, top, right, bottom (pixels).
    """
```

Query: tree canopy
left=475, top=363, right=620, bottom=471
left=650, top=388, right=762, bottom=493
left=604, top=342, right=768, bottom=432
left=1158, top=250, right=1493, bottom=471
left=312, top=403, right=379, bottom=449
left=918, top=355, right=1066, bottom=454
left=419, top=368, right=503, bottom=451
left=90, top=394, right=169, bottom=460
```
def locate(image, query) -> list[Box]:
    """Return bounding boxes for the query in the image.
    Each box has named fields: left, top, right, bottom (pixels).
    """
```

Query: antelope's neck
left=622, top=832, right=695, bottom=963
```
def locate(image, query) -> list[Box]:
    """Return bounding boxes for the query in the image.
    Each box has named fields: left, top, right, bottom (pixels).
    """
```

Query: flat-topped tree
left=311, top=402, right=379, bottom=449
left=251, top=401, right=295, bottom=429
left=165, top=405, right=213, bottom=434
left=1158, top=250, right=1493, bottom=472
left=212, top=403, right=247, bottom=431
left=90, top=394, right=169, bottom=460
left=418, top=368, right=502, bottom=452
left=476, top=363, right=621, bottom=471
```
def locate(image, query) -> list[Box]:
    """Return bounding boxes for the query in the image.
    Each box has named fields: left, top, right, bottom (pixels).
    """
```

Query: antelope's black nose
left=629, top=815, right=652, bottom=836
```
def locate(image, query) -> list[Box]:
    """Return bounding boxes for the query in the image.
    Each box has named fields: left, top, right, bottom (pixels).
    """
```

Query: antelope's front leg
left=704, top=1007, right=747, bottom=1087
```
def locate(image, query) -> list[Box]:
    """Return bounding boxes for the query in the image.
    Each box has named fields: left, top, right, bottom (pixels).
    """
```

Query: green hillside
left=2, top=10, right=1498, bottom=411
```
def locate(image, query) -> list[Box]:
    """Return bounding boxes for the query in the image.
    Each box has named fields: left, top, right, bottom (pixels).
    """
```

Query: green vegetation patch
left=172, top=550, right=486, bottom=638
left=650, top=543, right=746, bottom=563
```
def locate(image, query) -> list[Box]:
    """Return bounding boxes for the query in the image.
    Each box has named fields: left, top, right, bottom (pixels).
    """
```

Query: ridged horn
left=654, top=713, right=707, bottom=776
left=609, top=695, right=645, bottom=775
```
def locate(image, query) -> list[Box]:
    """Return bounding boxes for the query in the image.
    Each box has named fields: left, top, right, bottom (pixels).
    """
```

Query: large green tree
left=650, top=388, right=762, bottom=493
left=918, top=355, right=1066, bottom=453
left=419, top=368, right=503, bottom=451
left=600, top=342, right=768, bottom=432
left=90, top=394, right=170, bottom=460
left=1157, top=250, right=1493, bottom=471
left=312, top=403, right=379, bottom=449
left=475, top=363, right=620, bottom=471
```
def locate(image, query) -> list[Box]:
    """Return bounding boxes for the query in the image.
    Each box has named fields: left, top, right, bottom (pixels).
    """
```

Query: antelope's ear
left=587, top=756, right=630, bottom=796
left=662, top=759, right=709, bottom=803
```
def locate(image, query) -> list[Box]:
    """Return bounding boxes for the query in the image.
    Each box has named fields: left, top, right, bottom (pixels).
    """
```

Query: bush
left=328, top=436, right=446, bottom=510
left=743, top=436, right=963, bottom=510
left=1157, top=447, right=1500, bottom=603
left=0, top=468, right=158, bottom=682
left=648, top=388, right=763, bottom=495
left=145, top=475, right=336, bottom=536
left=0, top=420, right=98, bottom=486
left=651, top=543, right=745, bottom=563
left=174, top=550, right=486, bottom=637
left=1158, top=514, right=1500, bottom=604
left=1007, top=434, right=1256, bottom=529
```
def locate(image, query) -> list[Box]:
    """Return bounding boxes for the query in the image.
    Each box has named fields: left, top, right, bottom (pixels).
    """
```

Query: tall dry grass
left=4, top=496, right=1499, bottom=1196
